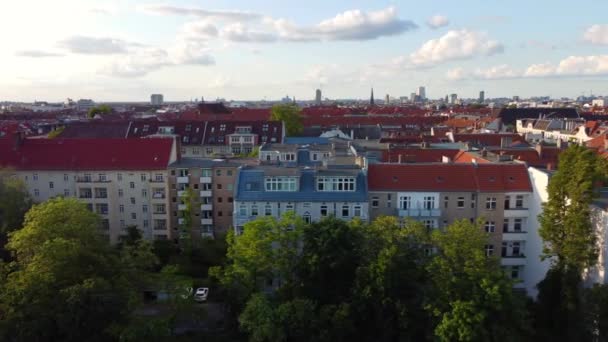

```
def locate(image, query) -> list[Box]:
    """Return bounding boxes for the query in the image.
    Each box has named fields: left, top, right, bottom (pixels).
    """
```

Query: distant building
left=411, top=93, right=417, bottom=103
left=370, top=88, right=375, bottom=106
left=513, top=96, right=520, bottom=102
left=315, top=89, right=322, bottom=105
left=479, top=91, right=485, bottom=103
left=151, top=94, right=164, bottom=106
left=417, top=86, right=426, bottom=101
left=450, top=94, right=458, bottom=105
left=76, top=99, right=95, bottom=112
left=385, top=94, right=390, bottom=105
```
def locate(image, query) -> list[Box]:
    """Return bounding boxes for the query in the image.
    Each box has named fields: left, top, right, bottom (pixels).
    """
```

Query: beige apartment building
left=368, top=163, right=532, bottom=288
left=0, top=136, right=178, bottom=244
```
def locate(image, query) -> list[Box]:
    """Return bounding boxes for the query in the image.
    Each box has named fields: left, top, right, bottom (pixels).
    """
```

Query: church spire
left=370, top=88, right=375, bottom=106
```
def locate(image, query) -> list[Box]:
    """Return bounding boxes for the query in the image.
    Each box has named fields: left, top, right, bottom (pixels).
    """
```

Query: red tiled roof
left=453, top=151, right=491, bottom=164
left=368, top=163, right=532, bottom=192
left=382, top=148, right=461, bottom=163
left=0, top=138, right=174, bottom=171
left=453, top=133, right=527, bottom=147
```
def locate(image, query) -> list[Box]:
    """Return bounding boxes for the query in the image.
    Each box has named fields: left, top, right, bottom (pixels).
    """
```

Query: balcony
left=76, top=177, right=110, bottom=183
left=398, top=208, right=441, bottom=217
left=149, top=178, right=164, bottom=183
left=177, top=176, right=189, bottom=184
left=178, top=204, right=188, bottom=211
left=504, top=208, right=529, bottom=218
left=200, top=176, right=212, bottom=183
left=201, top=218, right=213, bottom=225
left=152, top=192, right=166, bottom=199
left=153, top=211, right=167, bottom=215
left=201, top=204, right=213, bottom=211
left=177, top=190, right=187, bottom=197
left=178, top=218, right=185, bottom=225
left=199, top=190, right=212, bottom=197
left=502, top=231, right=527, bottom=241
left=501, top=256, right=527, bottom=266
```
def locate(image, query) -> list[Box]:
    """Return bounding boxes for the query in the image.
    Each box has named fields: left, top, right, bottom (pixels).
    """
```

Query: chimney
left=481, top=148, right=488, bottom=157
left=13, top=131, right=24, bottom=151
left=398, top=154, right=402, bottom=164
left=546, top=163, right=553, bottom=171
left=535, top=143, right=543, bottom=160
left=442, top=156, right=451, bottom=163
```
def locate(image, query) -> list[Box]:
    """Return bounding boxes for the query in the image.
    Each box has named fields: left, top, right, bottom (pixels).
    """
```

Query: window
left=423, top=220, right=435, bottom=229
left=320, top=205, right=328, bottom=217
left=503, top=219, right=510, bottom=232
left=64, top=174, right=69, bottom=182
left=217, top=184, right=222, bottom=190
left=502, top=241, right=524, bottom=257
left=457, top=197, right=465, bottom=208
left=444, top=196, right=448, bottom=208
left=201, top=169, right=212, bottom=177
left=251, top=205, right=259, bottom=216
left=33, top=173, right=38, bottom=181
left=143, top=220, right=149, bottom=228
left=154, top=219, right=167, bottom=230
left=303, top=212, right=311, bottom=224
left=154, top=174, right=163, bottom=182
left=130, top=197, right=135, bottom=205
left=216, top=170, right=222, bottom=176
left=95, top=203, right=108, bottom=215
left=265, top=204, right=272, bottom=216
left=98, top=174, right=107, bottom=182
left=119, top=205, right=124, bottom=213
left=514, top=218, right=523, bottom=232
left=317, top=177, right=355, bottom=191
left=485, top=244, right=494, bottom=257
left=142, top=205, right=148, bottom=213
left=83, top=174, right=91, bottom=182
left=227, top=184, right=233, bottom=191
left=94, top=188, right=107, bottom=198
left=34, top=189, right=39, bottom=197
left=354, top=206, right=361, bottom=217
left=423, top=196, right=435, bottom=210
left=64, top=189, right=70, bottom=197
left=118, top=189, right=124, bottom=197
left=120, top=220, right=125, bottom=228
left=140, top=174, right=147, bottom=181
left=218, top=197, right=223, bottom=203
left=504, top=196, right=511, bottom=209
left=485, top=221, right=495, bottom=233
left=49, top=181, right=54, bottom=189
left=142, top=189, right=147, bottom=198
left=79, top=188, right=92, bottom=198
left=342, top=205, right=350, bottom=217
left=131, top=213, right=136, bottom=220
left=239, top=205, right=247, bottom=216
left=227, top=170, right=233, bottom=176
left=265, top=177, right=297, bottom=192
left=485, top=197, right=497, bottom=210
left=510, top=266, right=521, bottom=280
left=372, top=197, right=379, bottom=208
left=399, top=196, right=411, bottom=209
left=178, top=169, right=189, bottom=177
left=228, top=197, right=233, bottom=203
left=515, top=195, right=524, bottom=208
left=117, top=173, right=122, bottom=181
left=154, top=204, right=166, bottom=214
left=101, top=219, right=110, bottom=231
left=130, top=182, right=135, bottom=189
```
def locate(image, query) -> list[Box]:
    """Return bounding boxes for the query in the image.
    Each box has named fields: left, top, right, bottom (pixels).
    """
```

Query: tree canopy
left=87, top=104, right=112, bottom=119
left=269, top=104, right=303, bottom=137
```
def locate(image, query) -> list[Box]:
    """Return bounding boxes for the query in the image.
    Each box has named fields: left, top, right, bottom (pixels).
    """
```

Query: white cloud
left=221, top=23, right=277, bottom=42
left=583, top=24, right=608, bottom=45
left=524, top=63, right=555, bottom=77
left=15, top=50, right=65, bottom=58
left=409, top=30, right=503, bottom=66
left=140, top=4, right=261, bottom=22
left=269, top=6, right=417, bottom=41
left=556, top=55, right=608, bottom=76
left=473, top=64, right=519, bottom=79
left=446, top=67, right=467, bottom=81
left=180, top=21, right=219, bottom=40
left=57, top=36, right=133, bottom=54
left=426, top=15, right=449, bottom=29
left=99, top=47, right=171, bottom=77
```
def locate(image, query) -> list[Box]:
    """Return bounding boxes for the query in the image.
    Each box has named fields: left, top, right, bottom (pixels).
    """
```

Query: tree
left=0, top=197, right=135, bottom=341
left=427, top=219, right=528, bottom=342
left=539, top=144, right=606, bottom=270
left=0, top=174, right=32, bottom=235
left=87, top=104, right=112, bottom=119
left=269, top=104, right=303, bottom=136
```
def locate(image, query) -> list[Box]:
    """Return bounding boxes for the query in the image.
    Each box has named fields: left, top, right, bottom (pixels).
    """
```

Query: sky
left=1, top=0, right=607, bottom=102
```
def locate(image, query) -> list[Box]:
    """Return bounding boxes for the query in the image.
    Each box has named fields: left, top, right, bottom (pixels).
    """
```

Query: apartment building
left=127, top=120, right=284, bottom=158
left=367, top=163, right=533, bottom=290
left=167, top=158, right=243, bottom=239
left=0, top=135, right=178, bottom=244
left=233, top=164, right=368, bottom=233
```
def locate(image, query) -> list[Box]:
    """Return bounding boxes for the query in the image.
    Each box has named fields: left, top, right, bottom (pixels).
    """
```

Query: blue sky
left=1, top=0, right=607, bottom=102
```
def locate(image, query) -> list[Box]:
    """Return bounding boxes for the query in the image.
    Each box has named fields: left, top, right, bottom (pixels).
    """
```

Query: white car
left=194, top=287, right=209, bottom=302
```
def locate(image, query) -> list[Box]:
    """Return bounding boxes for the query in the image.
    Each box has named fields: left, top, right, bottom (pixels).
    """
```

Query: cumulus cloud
left=524, top=63, right=555, bottom=77
left=99, top=47, right=172, bottom=77
left=426, top=15, right=449, bottom=29
left=556, top=55, right=608, bottom=76
left=221, top=23, right=277, bottom=42
left=583, top=24, right=608, bottom=45
left=269, top=6, right=417, bottom=41
left=15, top=50, right=64, bottom=58
left=472, top=64, right=519, bottom=79
left=409, top=30, right=503, bottom=66
left=446, top=67, right=467, bottom=81
left=140, top=4, right=261, bottom=22
left=57, top=36, right=133, bottom=54
left=180, top=21, right=219, bottom=39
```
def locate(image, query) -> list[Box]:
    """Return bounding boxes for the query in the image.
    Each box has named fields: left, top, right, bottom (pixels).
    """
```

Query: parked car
left=194, top=287, right=209, bottom=302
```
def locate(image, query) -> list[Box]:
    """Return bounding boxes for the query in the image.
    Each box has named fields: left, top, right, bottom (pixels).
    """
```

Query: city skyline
left=1, top=0, right=608, bottom=102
